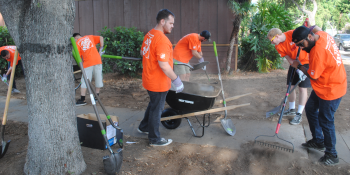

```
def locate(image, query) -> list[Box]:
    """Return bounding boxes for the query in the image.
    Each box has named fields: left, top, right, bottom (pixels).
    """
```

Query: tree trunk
left=226, top=14, right=241, bottom=72
left=291, top=0, right=317, bottom=25
left=0, top=0, right=86, bottom=174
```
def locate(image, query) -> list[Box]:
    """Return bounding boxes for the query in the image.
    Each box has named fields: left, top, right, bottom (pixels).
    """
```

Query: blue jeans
left=139, top=90, right=168, bottom=143
left=305, top=90, right=342, bottom=156
left=7, top=60, right=24, bottom=89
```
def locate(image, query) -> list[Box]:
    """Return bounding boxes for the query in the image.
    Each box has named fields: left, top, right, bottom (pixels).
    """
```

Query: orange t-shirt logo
left=142, top=33, right=154, bottom=59
left=79, top=37, right=94, bottom=52
left=327, top=35, right=342, bottom=66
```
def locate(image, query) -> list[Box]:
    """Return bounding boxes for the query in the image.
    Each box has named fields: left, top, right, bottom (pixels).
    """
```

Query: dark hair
left=1, top=50, right=9, bottom=57
left=73, top=33, right=81, bottom=38
left=292, top=26, right=314, bottom=43
left=156, top=9, right=175, bottom=24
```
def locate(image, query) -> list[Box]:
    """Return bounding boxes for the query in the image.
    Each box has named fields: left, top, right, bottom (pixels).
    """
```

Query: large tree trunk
left=225, top=14, right=242, bottom=72
left=0, top=0, right=86, bottom=174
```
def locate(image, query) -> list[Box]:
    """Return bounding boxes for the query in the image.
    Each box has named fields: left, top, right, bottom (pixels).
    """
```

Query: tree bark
left=0, top=0, right=86, bottom=174
left=291, top=0, right=317, bottom=25
left=226, top=14, right=241, bottom=72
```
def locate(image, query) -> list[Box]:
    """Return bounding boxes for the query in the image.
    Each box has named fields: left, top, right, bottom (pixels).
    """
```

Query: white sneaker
left=12, top=88, right=20, bottom=93
left=150, top=138, right=173, bottom=146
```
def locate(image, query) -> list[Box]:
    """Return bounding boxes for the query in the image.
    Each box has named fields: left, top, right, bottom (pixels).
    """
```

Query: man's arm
left=6, top=66, right=12, bottom=75
left=291, top=60, right=317, bottom=80
left=99, top=36, right=104, bottom=47
left=158, top=61, right=177, bottom=80
left=191, top=50, right=202, bottom=59
left=284, top=55, right=294, bottom=65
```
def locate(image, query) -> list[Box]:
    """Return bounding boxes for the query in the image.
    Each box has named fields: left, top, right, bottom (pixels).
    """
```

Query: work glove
left=296, top=69, right=307, bottom=81
left=1, top=74, right=7, bottom=82
left=99, top=47, right=105, bottom=56
left=198, top=57, right=206, bottom=71
left=172, top=76, right=184, bottom=93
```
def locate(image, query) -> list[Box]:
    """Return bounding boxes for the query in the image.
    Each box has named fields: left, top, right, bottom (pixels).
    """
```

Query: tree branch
left=291, top=0, right=311, bottom=14
left=311, top=0, right=317, bottom=14
left=0, top=0, right=28, bottom=45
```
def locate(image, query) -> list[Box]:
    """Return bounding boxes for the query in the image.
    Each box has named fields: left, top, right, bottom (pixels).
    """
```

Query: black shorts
left=286, top=65, right=311, bottom=88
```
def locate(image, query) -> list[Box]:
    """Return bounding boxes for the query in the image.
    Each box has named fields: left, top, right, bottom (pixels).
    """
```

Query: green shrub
left=238, top=1, right=296, bottom=72
left=0, top=26, right=22, bottom=76
left=99, top=26, right=144, bottom=77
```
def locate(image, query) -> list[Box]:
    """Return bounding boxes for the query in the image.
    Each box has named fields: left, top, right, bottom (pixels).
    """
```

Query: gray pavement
left=1, top=96, right=350, bottom=165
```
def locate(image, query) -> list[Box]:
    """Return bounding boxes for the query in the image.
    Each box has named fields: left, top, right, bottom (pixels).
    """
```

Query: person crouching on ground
left=291, top=26, right=347, bottom=166
left=73, top=33, right=105, bottom=106
left=0, top=46, right=24, bottom=93
left=173, top=30, right=211, bottom=81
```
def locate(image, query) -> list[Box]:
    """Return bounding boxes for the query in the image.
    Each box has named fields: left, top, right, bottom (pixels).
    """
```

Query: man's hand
left=198, top=57, right=206, bottom=71
left=291, top=60, right=301, bottom=69
left=172, top=76, right=184, bottom=93
left=296, top=69, right=307, bottom=81
left=1, top=74, right=7, bottom=82
left=99, top=47, right=105, bottom=56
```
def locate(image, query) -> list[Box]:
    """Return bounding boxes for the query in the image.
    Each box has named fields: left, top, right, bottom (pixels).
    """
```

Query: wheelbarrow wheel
left=161, top=108, right=182, bottom=129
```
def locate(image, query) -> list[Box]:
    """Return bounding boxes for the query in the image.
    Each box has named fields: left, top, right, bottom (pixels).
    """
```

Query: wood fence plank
left=164, top=0, right=181, bottom=43
left=79, top=0, right=94, bottom=35
left=124, top=0, right=140, bottom=29
left=93, top=0, right=109, bottom=35
left=180, top=0, right=199, bottom=37
left=73, top=1, right=80, bottom=33
left=217, top=0, right=228, bottom=44
left=108, top=0, right=124, bottom=29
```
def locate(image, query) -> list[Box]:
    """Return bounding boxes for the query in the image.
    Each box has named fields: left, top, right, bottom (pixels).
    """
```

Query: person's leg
left=185, top=65, right=191, bottom=81
left=298, top=87, right=308, bottom=112
left=93, top=64, right=103, bottom=94
left=138, top=90, right=152, bottom=132
left=7, top=62, right=17, bottom=89
left=146, top=91, right=168, bottom=143
left=77, top=66, right=93, bottom=105
left=284, top=66, right=296, bottom=116
left=305, top=91, right=324, bottom=143
left=318, top=97, right=342, bottom=156
left=174, top=64, right=188, bottom=81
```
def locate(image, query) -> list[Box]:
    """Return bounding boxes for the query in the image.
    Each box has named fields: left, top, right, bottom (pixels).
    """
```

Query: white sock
left=297, top=105, right=305, bottom=114
left=289, top=101, right=295, bottom=110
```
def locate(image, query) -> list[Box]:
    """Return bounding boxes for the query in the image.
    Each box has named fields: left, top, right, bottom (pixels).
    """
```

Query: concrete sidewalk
left=1, top=96, right=349, bottom=165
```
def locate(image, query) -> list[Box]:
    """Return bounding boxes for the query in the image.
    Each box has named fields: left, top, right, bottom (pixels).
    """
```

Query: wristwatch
left=297, top=64, right=302, bottom=69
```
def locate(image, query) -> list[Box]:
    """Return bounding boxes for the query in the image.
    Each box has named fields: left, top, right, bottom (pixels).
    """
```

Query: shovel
left=0, top=49, right=19, bottom=159
left=265, top=80, right=302, bottom=118
left=213, top=42, right=236, bottom=136
left=174, top=61, right=209, bottom=71
left=71, top=38, right=123, bottom=174
left=0, top=75, right=9, bottom=86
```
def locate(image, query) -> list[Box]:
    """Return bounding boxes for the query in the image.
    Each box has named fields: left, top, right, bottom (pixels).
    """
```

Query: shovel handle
left=2, top=50, right=19, bottom=125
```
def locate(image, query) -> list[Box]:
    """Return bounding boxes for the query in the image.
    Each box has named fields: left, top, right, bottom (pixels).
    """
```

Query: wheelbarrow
left=160, top=81, right=251, bottom=137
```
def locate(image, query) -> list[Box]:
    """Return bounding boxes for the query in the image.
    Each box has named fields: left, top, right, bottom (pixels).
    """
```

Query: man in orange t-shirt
left=267, top=28, right=311, bottom=125
left=173, top=30, right=211, bottom=81
left=73, top=33, right=104, bottom=106
left=138, top=9, right=183, bottom=146
left=0, top=46, right=23, bottom=93
left=292, top=26, right=347, bottom=166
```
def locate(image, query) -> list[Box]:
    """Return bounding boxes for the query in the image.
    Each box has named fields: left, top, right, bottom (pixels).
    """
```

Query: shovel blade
left=0, top=140, right=11, bottom=159
left=191, top=61, right=209, bottom=71
left=266, top=105, right=281, bottom=118
left=103, top=148, right=123, bottom=175
left=220, top=118, right=236, bottom=136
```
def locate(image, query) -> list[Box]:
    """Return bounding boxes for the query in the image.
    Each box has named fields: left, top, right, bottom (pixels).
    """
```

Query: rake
left=254, top=48, right=302, bottom=153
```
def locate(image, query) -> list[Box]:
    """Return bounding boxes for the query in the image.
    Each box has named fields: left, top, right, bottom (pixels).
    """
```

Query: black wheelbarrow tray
left=160, top=81, right=251, bottom=137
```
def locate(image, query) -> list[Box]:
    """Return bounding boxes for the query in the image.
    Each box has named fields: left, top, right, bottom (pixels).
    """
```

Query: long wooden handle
left=2, top=50, right=19, bottom=125
left=215, top=93, right=252, bottom=104
left=160, top=103, right=250, bottom=121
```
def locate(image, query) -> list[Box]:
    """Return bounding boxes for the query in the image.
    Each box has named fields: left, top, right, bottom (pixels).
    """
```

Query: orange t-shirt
left=173, top=33, right=202, bottom=63
left=0, top=46, right=22, bottom=67
left=141, top=29, right=173, bottom=92
left=308, top=31, right=347, bottom=100
left=275, top=30, right=309, bottom=65
left=76, top=35, right=102, bottom=68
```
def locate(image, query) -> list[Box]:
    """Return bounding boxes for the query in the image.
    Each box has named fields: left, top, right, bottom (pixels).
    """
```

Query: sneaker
left=279, top=108, right=296, bottom=116
left=319, top=152, right=339, bottom=166
left=301, top=139, right=326, bottom=151
left=76, top=99, right=87, bottom=106
left=149, top=138, right=173, bottom=146
left=290, top=113, right=302, bottom=125
left=137, top=127, right=149, bottom=135
left=11, top=88, right=20, bottom=93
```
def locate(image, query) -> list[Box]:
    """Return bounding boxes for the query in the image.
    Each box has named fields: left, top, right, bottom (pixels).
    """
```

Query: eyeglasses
left=270, top=35, right=277, bottom=42
left=295, top=38, right=307, bottom=47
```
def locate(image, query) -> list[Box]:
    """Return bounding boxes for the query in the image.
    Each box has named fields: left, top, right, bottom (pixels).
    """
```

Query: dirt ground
left=0, top=58, right=350, bottom=174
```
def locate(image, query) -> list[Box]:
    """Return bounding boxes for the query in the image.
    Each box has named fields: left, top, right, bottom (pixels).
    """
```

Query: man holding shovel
left=138, top=9, right=183, bottom=146
left=291, top=26, right=346, bottom=166
left=73, top=33, right=105, bottom=106
left=0, top=46, right=23, bottom=93
left=267, top=28, right=311, bottom=125
left=173, top=30, right=211, bottom=81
